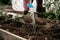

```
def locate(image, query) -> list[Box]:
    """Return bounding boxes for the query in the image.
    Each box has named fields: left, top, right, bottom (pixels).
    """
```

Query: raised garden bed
left=0, top=29, right=27, bottom=40
left=0, top=11, right=60, bottom=40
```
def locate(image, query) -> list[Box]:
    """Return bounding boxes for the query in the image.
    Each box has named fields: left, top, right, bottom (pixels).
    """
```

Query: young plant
left=5, top=14, right=13, bottom=24
left=14, top=16, right=25, bottom=27
left=0, top=11, right=6, bottom=20
left=0, top=10, right=4, bottom=16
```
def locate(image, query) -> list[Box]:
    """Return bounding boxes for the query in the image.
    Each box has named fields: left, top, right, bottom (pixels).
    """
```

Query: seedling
left=14, top=16, right=25, bottom=27
left=0, top=10, right=4, bottom=16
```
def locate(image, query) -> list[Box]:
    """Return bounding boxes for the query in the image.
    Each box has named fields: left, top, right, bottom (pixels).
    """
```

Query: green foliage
left=0, top=2, right=4, bottom=5
left=42, top=11, right=60, bottom=21
left=14, top=16, right=25, bottom=24
left=0, top=10, right=25, bottom=24
left=0, top=0, right=11, bottom=5
left=42, top=1, right=60, bottom=21
left=43, top=12, right=55, bottom=19
left=0, top=11, right=3, bottom=16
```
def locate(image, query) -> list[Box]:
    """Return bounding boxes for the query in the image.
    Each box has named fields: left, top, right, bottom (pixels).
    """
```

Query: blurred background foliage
left=0, top=0, right=11, bottom=5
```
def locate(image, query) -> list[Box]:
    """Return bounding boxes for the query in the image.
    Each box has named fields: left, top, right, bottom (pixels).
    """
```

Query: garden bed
left=0, top=29, right=27, bottom=40
left=0, top=11, right=60, bottom=40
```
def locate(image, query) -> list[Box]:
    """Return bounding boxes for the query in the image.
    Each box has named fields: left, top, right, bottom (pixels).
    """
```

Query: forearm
left=23, top=0, right=30, bottom=11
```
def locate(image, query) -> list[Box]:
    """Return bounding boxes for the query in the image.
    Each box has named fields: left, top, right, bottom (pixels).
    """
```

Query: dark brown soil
left=0, top=36, right=4, bottom=40
left=0, top=15, right=60, bottom=40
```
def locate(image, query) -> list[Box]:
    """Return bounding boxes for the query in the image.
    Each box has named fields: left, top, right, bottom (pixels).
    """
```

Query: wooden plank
left=0, top=29, right=27, bottom=40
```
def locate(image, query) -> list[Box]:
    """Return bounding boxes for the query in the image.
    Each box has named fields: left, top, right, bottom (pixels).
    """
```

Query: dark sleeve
left=36, top=0, right=42, bottom=4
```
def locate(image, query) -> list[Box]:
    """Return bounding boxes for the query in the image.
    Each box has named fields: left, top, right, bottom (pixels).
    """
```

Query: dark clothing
left=31, top=0, right=33, bottom=3
left=36, top=0, right=43, bottom=12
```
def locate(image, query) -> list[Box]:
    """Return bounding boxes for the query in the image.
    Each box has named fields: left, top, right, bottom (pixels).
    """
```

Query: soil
left=0, top=36, right=4, bottom=40
left=0, top=15, right=60, bottom=40
left=0, top=6, right=60, bottom=40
